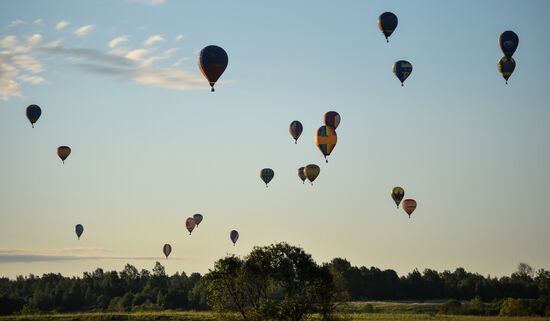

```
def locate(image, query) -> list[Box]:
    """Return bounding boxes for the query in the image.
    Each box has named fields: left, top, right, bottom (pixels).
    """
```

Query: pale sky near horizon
left=1, top=0, right=549, bottom=279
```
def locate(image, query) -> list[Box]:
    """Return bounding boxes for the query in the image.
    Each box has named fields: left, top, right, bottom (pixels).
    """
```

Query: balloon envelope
left=230, top=230, right=239, bottom=245
left=298, top=167, right=306, bottom=184
left=304, top=164, right=320, bottom=184
left=163, top=244, right=172, bottom=258
left=75, top=224, right=83, bottom=239
left=498, top=56, right=515, bottom=83
left=402, top=199, right=417, bottom=217
left=57, top=146, right=71, bottom=163
left=323, top=111, right=341, bottom=129
left=26, top=104, right=41, bottom=128
left=499, top=31, right=519, bottom=58
left=378, top=12, right=398, bottom=42
left=260, top=168, right=274, bottom=187
left=391, top=187, right=405, bottom=208
left=289, top=121, right=303, bottom=143
left=393, top=60, right=413, bottom=86
left=186, top=217, right=196, bottom=235
left=315, top=125, right=337, bottom=162
left=193, top=214, right=203, bottom=226
left=198, top=45, right=228, bottom=92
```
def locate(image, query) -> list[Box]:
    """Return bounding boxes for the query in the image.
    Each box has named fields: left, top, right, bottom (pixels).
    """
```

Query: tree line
left=1, top=244, right=549, bottom=316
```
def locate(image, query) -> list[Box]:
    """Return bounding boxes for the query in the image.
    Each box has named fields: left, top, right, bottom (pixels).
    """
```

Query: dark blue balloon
left=75, top=224, right=84, bottom=240
left=393, top=60, right=413, bottom=86
left=378, top=12, right=398, bottom=42
left=198, top=45, right=228, bottom=92
left=499, top=31, right=519, bottom=58
left=26, top=104, right=41, bottom=128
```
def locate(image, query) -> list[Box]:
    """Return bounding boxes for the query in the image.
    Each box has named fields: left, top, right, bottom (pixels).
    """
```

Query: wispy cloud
left=7, top=19, right=26, bottom=28
left=128, top=0, right=166, bottom=6
left=171, top=57, right=188, bottom=67
left=125, top=48, right=150, bottom=61
left=175, top=34, right=184, bottom=42
left=108, top=35, right=128, bottom=48
left=40, top=44, right=208, bottom=91
left=40, top=46, right=135, bottom=67
left=0, top=34, right=45, bottom=100
left=0, top=35, right=17, bottom=48
left=142, top=48, right=177, bottom=67
left=33, top=19, right=44, bottom=25
left=55, top=20, right=69, bottom=30
left=143, top=35, right=165, bottom=46
left=0, top=248, right=185, bottom=263
left=26, top=34, right=43, bottom=47
left=0, top=62, right=21, bottom=99
left=74, top=24, right=94, bottom=37
left=19, top=74, right=46, bottom=85
left=0, top=255, right=186, bottom=263
left=0, top=25, right=219, bottom=100
left=44, top=39, right=63, bottom=48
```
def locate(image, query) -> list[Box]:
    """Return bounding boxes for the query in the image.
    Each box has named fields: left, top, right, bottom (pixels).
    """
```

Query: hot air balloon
left=230, top=230, right=239, bottom=246
left=75, top=224, right=83, bottom=240
left=193, top=213, right=203, bottom=227
left=315, top=125, right=337, bottom=162
left=304, top=164, right=320, bottom=185
left=260, top=168, right=274, bottom=187
left=323, top=111, right=341, bottom=129
left=402, top=199, right=417, bottom=218
left=163, top=244, right=172, bottom=258
left=378, top=12, right=398, bottom=42
left=499, top=31, right=519, bottom=58
left=186, top=217, right=196, bottom=235
left=289, top=120, right=303, bottom=144
left=198, top=45, right=228, bottom=92
left=391, top=187, right=405, bottom=208
left=57, top=146, right=71, bottom=164
left=26, top=104, right=41, bottom=128
left=298, top=167, right=306, bottom=184
left=393, top=60, right=413, bottom=86
left=498, top=56, right=515, bottom=84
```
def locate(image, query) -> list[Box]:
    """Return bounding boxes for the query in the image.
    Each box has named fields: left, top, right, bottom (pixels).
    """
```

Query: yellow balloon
left=304, top=164, right=320, bottom=185
left=391, top=186, right=405, bottom=208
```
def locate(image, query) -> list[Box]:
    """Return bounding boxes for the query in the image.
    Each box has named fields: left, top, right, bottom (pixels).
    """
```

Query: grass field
left=343, top=301, right=445, bottom=314
left=1, top=311, right=549, bottom=321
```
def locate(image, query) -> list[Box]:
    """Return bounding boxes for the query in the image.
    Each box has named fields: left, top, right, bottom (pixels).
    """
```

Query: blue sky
left=1, top=0, right=549, bottom=278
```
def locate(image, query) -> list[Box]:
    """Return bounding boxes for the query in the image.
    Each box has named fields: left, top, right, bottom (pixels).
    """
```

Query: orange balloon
left=57, top=146, right=71, bottom=164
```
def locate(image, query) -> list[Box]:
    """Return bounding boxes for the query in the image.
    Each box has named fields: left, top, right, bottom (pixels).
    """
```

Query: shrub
left=499, top=298, right=534, bottom=316
left=439, top=299, right=461, bottom=314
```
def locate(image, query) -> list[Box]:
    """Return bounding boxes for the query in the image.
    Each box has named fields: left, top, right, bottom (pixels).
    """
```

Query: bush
left=439, top=299, right=461, bottom=314
left=499, top=298, right=534, bottom=316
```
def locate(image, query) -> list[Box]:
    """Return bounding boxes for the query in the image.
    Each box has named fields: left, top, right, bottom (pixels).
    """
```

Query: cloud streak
left=0, top=255, right=186, bottom=263
left=0, top=247, right=186, bottom=263
left=0, top=26, right=219, bottom=99
left=0, top=34, right=46, bottom=100
left=55, top=20, right=69, bottom=30
left=109, top=35, right=128, bottom=48
left=74, top=24, right=95, bottom=37
left=40, top=44, right=208, bottom=91
left=143, top=35, right=165, bottom=46
left=7, top=19, right=26, bottom=28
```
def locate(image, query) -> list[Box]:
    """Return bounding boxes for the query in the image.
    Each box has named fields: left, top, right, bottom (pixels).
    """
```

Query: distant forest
left=1, top=258, right=549, bottom=315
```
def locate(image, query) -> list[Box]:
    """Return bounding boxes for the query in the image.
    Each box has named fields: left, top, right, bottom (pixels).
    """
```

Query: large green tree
left=205, top=243, right=347, bottom=321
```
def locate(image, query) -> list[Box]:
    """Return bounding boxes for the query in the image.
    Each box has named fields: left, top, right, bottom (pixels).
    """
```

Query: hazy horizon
left=1, top=0, right=549, bottom=279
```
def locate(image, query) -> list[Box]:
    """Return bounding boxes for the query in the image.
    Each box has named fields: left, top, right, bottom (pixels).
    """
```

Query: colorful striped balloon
left=315, top=125, right=337, bottom=162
